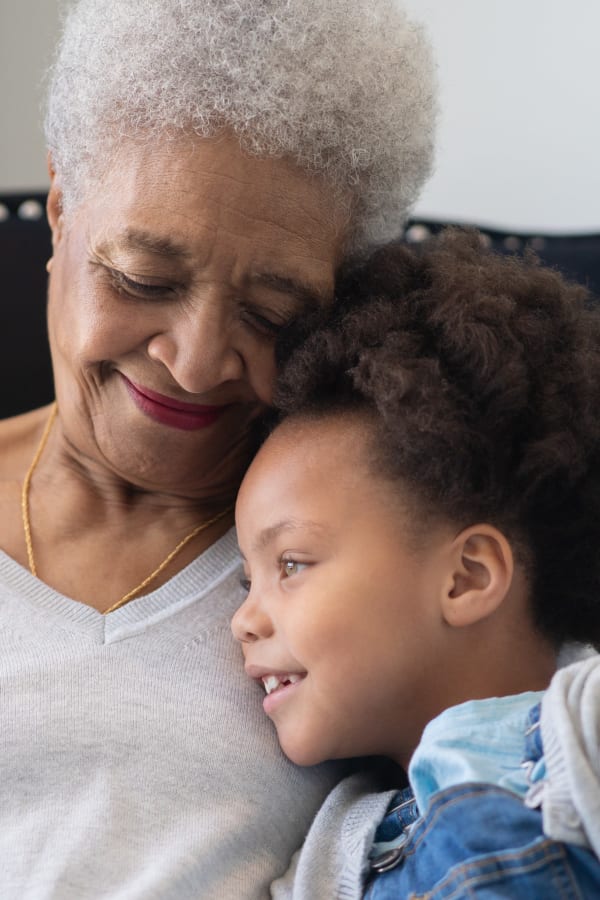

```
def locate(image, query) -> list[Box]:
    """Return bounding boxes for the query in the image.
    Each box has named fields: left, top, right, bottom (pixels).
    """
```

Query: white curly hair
left=45, top=0, right=437, bottom=253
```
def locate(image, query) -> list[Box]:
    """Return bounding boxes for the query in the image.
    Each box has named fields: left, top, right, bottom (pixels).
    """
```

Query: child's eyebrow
left=252, top=518, right=327, bottom=553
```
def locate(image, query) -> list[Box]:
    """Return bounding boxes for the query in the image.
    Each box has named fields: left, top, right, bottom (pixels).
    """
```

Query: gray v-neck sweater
left=0, top=529, right=342, bottom=899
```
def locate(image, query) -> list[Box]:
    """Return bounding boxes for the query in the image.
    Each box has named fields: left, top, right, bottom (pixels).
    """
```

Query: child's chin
left=280, top=737, right=328, bottom=768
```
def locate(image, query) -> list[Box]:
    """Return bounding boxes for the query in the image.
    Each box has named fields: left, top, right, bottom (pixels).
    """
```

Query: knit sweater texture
left=0, top=529, right=342, bottom=899
left=536, top=654, right=600, bottom=856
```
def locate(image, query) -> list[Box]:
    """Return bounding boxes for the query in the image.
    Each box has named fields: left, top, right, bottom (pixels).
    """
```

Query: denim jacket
left=272, top=674, right=600, bottom=900
left=366, top=701, right=600, bottom=899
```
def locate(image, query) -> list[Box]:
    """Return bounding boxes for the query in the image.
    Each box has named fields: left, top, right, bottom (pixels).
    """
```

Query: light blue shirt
left=409, top=691, right=545, bottom=816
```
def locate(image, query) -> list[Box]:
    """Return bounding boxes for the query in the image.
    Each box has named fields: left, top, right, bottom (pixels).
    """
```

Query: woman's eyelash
left=240, top=304, right=295, bottom=338
left=246, top=312, right=283, bottom=335
left=109, top=268, right=175, bottom=298
left=239, top=577, right=251, bottom=592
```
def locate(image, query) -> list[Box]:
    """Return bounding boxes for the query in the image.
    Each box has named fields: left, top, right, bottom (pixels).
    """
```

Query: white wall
left=0, top=0, right=61, bottom=192
left=403, top=0, right=600, bottom=232
left=1, top=0, right=599, bottom=232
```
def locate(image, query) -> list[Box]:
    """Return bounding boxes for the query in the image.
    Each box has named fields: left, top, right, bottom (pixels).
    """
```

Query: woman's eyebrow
left=98, top=229, right=193, bottom=260
left=250, top=272, right=329, bottom=310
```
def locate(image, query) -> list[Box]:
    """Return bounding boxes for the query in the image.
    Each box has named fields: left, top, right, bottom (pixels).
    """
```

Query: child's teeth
left=263, top=675, right=280, bottom=695
left=261, top=673, right=302, bottom=694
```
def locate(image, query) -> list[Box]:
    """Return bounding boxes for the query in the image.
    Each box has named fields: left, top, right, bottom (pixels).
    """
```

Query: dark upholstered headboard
left=0, top=194, right=54, bottom=419
left=1, top=191, right=598, bottom=420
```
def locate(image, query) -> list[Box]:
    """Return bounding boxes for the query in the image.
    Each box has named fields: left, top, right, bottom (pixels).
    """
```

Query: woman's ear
left=46, top=153, right=65, bottom=253
left=441, top=525, right=514, bottom=628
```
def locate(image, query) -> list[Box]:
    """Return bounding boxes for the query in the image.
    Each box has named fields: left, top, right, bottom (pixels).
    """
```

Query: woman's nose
left=147, top=298, right=245, bottom=395
left=231, top=595, right=273, bottom=644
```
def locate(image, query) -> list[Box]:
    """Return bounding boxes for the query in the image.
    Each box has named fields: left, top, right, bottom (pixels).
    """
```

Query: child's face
left=231, top=414, right=456, bottom=768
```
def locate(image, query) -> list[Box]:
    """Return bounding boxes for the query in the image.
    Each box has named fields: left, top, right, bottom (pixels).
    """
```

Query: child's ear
left=441, top=525, right=514, bottom=628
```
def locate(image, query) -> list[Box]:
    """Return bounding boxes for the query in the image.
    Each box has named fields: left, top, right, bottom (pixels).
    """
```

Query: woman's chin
left=63, top=394, right=262, bottom=495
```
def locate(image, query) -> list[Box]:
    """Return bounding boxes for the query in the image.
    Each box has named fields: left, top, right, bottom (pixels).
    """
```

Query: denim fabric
left=366, top=782, right=600, bottom=899
left=366, top=703, right=600, bottom=899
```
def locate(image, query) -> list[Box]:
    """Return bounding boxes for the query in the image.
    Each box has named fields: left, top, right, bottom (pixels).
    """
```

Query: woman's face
left=46, top=133, right=347, bottom=498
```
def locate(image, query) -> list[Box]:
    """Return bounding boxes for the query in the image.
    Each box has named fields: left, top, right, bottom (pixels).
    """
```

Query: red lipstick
left=121, top=374, right=227, bottom=431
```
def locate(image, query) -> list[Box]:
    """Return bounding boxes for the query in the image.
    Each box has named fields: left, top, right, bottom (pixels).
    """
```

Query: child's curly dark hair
left=274, top=229, right=600, bottom=648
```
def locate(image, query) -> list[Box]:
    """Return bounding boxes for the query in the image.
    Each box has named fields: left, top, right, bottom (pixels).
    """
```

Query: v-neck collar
left=0, top=527, right=240, bottom=643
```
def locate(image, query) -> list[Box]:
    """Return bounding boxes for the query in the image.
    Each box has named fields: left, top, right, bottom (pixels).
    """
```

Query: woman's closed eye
left=239, top=302, right=296, bottom=339
left=108, top=267, right=179, bottom=300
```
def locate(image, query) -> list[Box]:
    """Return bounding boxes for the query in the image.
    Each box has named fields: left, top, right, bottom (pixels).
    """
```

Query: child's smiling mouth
left=245, top=670, right=308, bottom=716
left=262, top=673, right=305, bottom=695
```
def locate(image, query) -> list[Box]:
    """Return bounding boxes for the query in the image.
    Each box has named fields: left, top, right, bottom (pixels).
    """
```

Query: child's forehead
left=256, top=414, right=371, bottom=479
left=273, top=410, right=372, bottom=451
left=237, top=412, right=413, bottom=529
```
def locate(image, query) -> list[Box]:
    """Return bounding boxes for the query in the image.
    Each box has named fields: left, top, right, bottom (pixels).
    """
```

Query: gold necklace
left=21, top=402, right=233, bottom=615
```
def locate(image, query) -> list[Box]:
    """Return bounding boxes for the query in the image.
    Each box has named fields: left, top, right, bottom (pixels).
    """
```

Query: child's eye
left=239, top=576, right=251, bottom=592
left=280, top=557, right=308, bottom=579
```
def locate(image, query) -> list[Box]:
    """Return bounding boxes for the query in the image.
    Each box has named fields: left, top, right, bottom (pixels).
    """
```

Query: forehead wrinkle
left=169, top=177, right=340, bottom=248
left=196, top=194, right=332, bottom=245
left=136, top=209, right=331, bottom=304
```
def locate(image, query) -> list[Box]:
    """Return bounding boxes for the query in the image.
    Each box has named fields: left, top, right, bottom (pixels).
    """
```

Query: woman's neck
left=0, top=405, right=238, bottom=612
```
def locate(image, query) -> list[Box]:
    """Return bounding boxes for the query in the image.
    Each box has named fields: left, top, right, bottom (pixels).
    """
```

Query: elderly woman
left=0, top=0, right=435, bottom=897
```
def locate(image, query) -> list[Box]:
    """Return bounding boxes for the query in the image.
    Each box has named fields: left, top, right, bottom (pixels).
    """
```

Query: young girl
left=231, top=230, right=600, bottom=899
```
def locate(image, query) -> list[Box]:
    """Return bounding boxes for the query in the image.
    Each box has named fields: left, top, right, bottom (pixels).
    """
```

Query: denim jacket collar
left=408, top=691, right=545, bottom=815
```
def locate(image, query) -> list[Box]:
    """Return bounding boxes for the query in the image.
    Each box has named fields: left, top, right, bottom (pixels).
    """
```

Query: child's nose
left=231, top=596, right=273, bottom=643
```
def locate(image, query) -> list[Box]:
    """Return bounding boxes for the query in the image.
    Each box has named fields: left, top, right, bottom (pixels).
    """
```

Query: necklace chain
left=21, top=402, right=233, bottom=615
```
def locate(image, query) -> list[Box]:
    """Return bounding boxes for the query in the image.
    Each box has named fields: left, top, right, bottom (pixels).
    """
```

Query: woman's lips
left=121, top=374, right=228, bottom=431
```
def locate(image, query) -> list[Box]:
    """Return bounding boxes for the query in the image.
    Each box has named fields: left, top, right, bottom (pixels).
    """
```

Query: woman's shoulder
left=0, top=405, right=52, bottom=479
